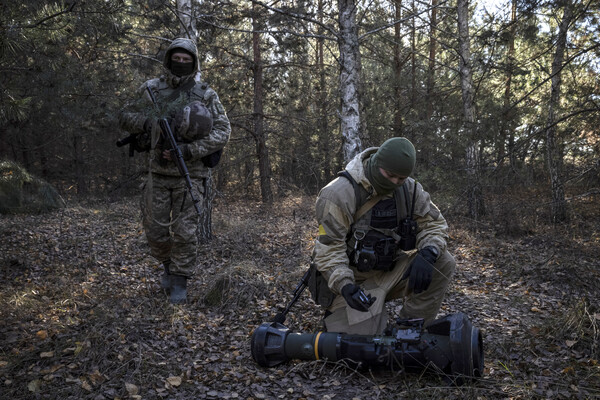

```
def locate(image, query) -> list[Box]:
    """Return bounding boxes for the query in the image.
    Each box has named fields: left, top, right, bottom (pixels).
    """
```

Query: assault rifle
left=115, top=134, right=138, bottom=156
left=134, top=85, right=202, bottom=217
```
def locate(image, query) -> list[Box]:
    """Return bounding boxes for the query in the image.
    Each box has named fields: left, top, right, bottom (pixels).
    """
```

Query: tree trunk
left=73, top=133, right=88, bottom=196
left=499, top=0, right=516, bottom=167
left=317, top=0, right=331, bottom=184
left=546, top=1, right=573, bottom=223
left=410, top=0, right=417, bottom=109
left=253, top=4, right=273, bottom=204
left=338, top=0, right=362, bottom=162
left=393, top=0, right=405, bottom=136
left=425, top=0, right=438, bottom=120
left=457, top=0, right=484, bottom=219
left=176, top=0, right=197, bottom=38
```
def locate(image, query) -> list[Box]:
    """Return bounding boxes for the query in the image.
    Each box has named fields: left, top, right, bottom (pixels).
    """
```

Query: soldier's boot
left=160, top=261, right=171, bottom=292
left=169, top=275, right=188, bottom=304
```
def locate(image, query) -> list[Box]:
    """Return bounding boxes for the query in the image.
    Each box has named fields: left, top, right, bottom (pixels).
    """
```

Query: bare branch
left=19, top=1, right=78, bottom=29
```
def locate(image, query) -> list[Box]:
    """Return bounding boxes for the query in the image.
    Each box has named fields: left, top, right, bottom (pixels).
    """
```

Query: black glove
left=402, top=247, right=438, bottom=294
left=341, top=284, right=376, bottom=312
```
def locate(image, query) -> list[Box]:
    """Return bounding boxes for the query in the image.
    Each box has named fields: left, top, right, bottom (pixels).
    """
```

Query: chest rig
left=339, top=171, right=418, bottom=272
left=158, top=81, right=222, bottom=168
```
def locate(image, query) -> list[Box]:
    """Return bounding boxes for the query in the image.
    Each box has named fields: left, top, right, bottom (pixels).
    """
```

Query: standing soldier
left=119, top=38, right=231, bottom=304
left=309, top=137, right=455, bottom=334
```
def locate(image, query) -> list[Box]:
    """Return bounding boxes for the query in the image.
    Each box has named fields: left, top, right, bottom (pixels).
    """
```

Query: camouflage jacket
left=313, top=148, right=450, bottom=294
left=118, top=38, right=231, bottom=179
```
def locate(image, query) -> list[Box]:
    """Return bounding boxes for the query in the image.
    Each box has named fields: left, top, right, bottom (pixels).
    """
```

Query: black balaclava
left=169, top=48, right=195, bottom=77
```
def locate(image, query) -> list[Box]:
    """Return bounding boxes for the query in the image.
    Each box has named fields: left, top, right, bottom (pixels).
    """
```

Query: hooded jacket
left=313, top=148, right=449, bottom=295
left=119, top=38, right=231, bottom=178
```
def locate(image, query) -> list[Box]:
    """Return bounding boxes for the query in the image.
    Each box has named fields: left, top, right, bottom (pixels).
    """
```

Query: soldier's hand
left=402, top=248, right=437, bottom=294
left=341, top=284, right=376, bottom=312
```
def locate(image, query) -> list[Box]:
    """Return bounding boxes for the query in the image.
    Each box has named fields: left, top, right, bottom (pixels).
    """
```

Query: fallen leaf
left=28, top=379, right=42, bottom=392
left=41, top=364, right=63, bottom=374
left=125, top=382, right=139, bottom=395
left=562, top=366, right=575, bottom=374
left=566, top=340, right=577, bottom=348
left=81, top=380, right=92, bottom=391
left=36, top=330, right=48, bottom=340
left=40, top=351, right=54, bottom=358
left=88, top=369, right=105, bottom=385
left=167, top=376, right=182, bottom=387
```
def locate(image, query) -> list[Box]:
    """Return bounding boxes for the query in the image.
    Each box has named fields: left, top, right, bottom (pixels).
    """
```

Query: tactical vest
left=163, top=80, right=222, bottom=168
left=339, top=171, right=418, bottom=272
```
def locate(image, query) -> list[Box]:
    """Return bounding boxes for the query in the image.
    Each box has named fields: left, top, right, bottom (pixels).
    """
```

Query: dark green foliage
left=0, top=160, right=65, bottom=214
left=0, top=0, right=597, bottom=220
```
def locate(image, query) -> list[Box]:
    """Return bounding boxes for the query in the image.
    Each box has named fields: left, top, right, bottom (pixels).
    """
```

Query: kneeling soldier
left=309, top=137, right=455, bottom=335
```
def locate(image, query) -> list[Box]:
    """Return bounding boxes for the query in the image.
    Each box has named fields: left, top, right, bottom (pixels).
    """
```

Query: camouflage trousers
left=141, top=174, right=204, bottom=277
left=324, top=249, right=456, bottom=335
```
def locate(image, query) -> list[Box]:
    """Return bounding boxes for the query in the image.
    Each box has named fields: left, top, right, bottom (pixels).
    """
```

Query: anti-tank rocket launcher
left=252, top=313, right=483, bottom=383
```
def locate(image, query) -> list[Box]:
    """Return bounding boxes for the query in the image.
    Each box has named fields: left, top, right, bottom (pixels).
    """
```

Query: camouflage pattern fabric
left=119, top=38, right=231, bottom=278
left=174, top=100, right=213, bottom=142
left=119, top=38, right=231, bottom=179
left=141, top=175, right=204, bottom=277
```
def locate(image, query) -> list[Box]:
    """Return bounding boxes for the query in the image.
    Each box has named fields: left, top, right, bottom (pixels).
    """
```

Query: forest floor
left=0, top=194, right=599, bottom=400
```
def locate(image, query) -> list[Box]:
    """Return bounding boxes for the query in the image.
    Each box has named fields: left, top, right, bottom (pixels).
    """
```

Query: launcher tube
left=251, top=313, right=483, bottom=380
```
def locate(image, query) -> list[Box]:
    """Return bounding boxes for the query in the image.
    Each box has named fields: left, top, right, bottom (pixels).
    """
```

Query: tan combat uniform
left=313, top=148, right=455, bottom=334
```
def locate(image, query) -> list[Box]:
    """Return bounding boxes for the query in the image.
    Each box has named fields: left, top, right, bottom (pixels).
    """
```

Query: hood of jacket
left=163, top=38, right=200, bottom=77
left=345, top=147, right=378, bottom=193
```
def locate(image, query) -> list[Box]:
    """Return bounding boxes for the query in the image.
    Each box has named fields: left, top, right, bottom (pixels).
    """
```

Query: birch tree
left=339, top=0, right=363, bottom=162
left=177, top=0, right=197, bottom=38
left=457, top=0, right=484, bottom=219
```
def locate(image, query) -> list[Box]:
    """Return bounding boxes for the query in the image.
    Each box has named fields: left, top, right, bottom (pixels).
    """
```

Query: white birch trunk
left=177, top=0, right=197, bottom=39
left=338, top=0, right=362, bottom=162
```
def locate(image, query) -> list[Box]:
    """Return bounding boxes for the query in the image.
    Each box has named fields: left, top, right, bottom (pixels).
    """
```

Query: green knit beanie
left=372, top=137, right=416, bottom=176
